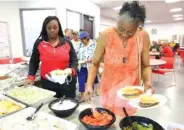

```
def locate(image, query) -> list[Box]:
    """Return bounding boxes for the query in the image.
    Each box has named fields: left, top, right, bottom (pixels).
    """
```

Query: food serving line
left=0, top=62, right=184, bottom=130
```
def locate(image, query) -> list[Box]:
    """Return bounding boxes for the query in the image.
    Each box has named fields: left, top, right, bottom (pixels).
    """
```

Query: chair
left=152, top=57, right=176, bottom=88
left=0, top=58, right=24, bottom=64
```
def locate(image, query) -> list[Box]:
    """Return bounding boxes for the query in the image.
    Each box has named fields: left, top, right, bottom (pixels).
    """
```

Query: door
left=83, top=15, right=94, bottom=39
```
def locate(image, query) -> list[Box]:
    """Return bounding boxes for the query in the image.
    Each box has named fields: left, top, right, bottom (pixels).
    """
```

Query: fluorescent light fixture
left=145, top=20, right=152, bottom=23
left=113, top=6, right=121, bottom=11
left=165, top=0, right=180, bottom=3
left=174, top=17, right=183, bottom=20
left=172, top=14, right=183, bottom=17
left=170, top=8, right=182, bottom=12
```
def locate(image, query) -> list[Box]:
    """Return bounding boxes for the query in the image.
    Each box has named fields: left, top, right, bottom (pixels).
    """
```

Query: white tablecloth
left=150, top=59, right=166, bottom=66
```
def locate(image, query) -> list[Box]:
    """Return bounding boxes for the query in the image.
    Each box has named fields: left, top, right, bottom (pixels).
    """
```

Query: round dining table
left=150, top=59, right=166, bottom=66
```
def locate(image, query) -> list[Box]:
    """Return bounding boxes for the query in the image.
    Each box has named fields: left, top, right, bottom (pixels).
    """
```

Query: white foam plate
left=166, top=122, right=184, bottom=130
left=129, top=94, right=167, bottom=109
left=0, top=107, right=77, bottom=130
left=117, top=86, right=144, bottom=100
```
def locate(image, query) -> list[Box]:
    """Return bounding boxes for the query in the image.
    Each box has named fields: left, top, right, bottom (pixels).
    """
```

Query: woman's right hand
left=84, top=86, right=93, bottom=103
left=24, top=79, right=34, bottom=87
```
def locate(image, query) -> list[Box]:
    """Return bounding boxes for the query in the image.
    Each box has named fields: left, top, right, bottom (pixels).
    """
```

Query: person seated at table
left=150, top=41, right=160, bottom=52
left=169, top=41, right=176, bottom=48
left=172, top=42, right=180, bottom=54
left=150, top=41, right=161, bottom=59
left=161, top=42, right=174, bottom=57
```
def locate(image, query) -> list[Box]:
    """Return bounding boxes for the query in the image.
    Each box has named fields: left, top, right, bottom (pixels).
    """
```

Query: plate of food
left=129, top=94, right=167, bottom=109
left=48, top=69, right=72, bottom=84
left=117, top=86, right=144, bottom=100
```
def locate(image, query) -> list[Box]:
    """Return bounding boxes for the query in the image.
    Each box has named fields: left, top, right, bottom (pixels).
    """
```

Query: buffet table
left=0, top=63, right=184, bottom=130
left=40, top=95, right=184, bottom=130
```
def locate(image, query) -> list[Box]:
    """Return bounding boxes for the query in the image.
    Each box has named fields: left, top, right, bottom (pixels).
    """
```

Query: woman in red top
left=162, top=42, right=174, bottom=57
left=24, top=16, right=78, bottom=98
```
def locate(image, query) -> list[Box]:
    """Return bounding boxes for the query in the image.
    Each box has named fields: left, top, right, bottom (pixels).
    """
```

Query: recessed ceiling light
left=172, top=14, right=183, bottom=17
left=170, top=8, right=182, bottom=12
left=165, top=0, right=180, bottom=3
left=174, top=17, right=183, bottom=20
left=145, top=20, right=152, bottom=23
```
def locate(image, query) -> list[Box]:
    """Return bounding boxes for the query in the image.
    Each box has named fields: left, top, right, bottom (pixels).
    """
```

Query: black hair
left=119, top=1, right=146, bottom=24
left=82, top=37, right=90, bottom=41
left=79, top=29, right=85, bottom=32
left=37, top=16, right=64, bottom=41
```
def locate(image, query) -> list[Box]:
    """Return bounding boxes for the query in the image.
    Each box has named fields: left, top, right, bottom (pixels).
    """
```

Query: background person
left=78, top=31, right=99, bottom=100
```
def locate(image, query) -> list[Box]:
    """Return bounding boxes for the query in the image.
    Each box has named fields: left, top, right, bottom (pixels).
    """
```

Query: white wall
left=0, top=2, right=23, bottom=57
left=100, top=16, right=116, bottom=26
left=100, top=16, right=116, bottom=32
left=0, top=0, right=100, bottom=57
left=144, top=22, right=184, bottom=42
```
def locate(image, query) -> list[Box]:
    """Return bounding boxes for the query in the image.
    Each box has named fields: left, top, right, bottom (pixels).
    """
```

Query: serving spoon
left=26, top=103, right=43, bottom=121
left=59, top=95, right=65, bottom=104
left=123, top=107, right=137, bottom=130
left=123, top=107, right=149, bottom=129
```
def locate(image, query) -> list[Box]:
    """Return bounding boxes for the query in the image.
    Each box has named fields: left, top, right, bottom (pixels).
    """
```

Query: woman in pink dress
left=84, top=1, right=154, bottom=117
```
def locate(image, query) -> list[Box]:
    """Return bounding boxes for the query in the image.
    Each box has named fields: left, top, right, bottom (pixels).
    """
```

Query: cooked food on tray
left=0, top=99, right=22, bottom=115
left=81, top=111, right=113, bottom=126
left=122, top=87, right=143, bottom=98
left=0, top=75, right=9, bottom=80
left=50, top=69, right=72, bottom=76
left=51, top=100, right=77, bottom=111
left=124, top=122, right=153, bottom=130
left=7, top=87, right=54, bottom=104
left=0, top=107, right=77, bottom=130
left=139, top=95, right=159, bottom=108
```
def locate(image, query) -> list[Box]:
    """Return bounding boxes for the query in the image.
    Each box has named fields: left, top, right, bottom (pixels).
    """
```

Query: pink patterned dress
left=100, top=27, right=144, bottom=117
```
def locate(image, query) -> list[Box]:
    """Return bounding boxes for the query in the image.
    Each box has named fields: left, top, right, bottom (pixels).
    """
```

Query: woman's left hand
left=144, top=81, right=154, bottom=94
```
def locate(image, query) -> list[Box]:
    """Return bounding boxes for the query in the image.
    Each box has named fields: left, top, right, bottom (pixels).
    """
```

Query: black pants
left=155, top=55, right=161, bottom=59
left=41, top=76, right=77, bottom=98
